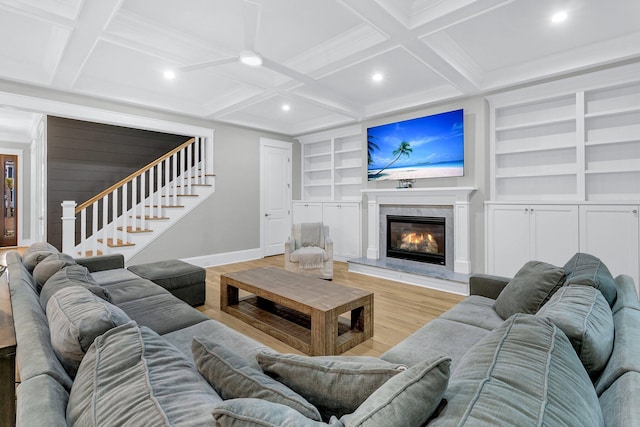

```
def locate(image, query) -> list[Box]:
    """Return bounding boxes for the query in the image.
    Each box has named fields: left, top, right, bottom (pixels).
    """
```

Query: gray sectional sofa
left=6, top=243, right=640, bottom=426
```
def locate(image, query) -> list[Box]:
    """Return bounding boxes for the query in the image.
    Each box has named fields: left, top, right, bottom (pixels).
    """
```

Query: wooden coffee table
left=220, top=267, right=373, bottom=356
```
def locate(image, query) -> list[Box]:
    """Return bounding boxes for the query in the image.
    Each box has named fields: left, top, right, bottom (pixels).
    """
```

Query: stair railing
left=62, top=136, right=212, bottom=256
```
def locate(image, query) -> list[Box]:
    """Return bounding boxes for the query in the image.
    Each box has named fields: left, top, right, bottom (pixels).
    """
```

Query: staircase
left=61, top=137, right=215, bottom=261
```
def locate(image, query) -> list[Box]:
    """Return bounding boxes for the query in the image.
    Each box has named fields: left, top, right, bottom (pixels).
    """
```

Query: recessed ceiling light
left=163, top=70, right=176, bottom=80
left=282, top=104, right=291, bottom=112
left=239, top=51, right=263, bottom=67
left=551, top=10, right=568, bottom=23
left=372, top=73, right=384, bottom=83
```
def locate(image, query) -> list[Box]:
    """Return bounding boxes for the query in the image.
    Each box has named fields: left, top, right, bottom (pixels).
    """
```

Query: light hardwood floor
left=200, top=256, right=464, bottom=357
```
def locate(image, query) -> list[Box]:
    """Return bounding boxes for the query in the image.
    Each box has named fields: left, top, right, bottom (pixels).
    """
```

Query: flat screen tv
left=367, top=109, right=464, bottom=181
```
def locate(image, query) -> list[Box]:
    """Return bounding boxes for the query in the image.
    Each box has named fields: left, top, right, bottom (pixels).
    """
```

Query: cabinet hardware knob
left=633, top=210, right=638, bottom=214
left=524, top=208, right=529, bottom=212
left=530, top=208, right=534, bottom=212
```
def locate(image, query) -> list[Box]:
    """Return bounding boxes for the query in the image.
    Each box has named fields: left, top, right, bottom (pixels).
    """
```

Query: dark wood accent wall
left=47, top=116, right=187, bottom=250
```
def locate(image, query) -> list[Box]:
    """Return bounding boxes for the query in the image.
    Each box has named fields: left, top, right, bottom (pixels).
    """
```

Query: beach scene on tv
left=367, top=109, right=464, bottom=181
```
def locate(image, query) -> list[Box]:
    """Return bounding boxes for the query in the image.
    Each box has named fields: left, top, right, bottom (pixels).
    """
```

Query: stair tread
left=132, top=215, right=170, bottom=220
left=78, top=250, right=103, bottom=256
left=145, top=205, right=185, bottom=208
left=98, top=238, right=135, bottom=248
left=117, top=226, right=152, bottom=233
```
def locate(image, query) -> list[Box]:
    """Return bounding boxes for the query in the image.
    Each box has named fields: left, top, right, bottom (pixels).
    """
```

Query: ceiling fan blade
left=243, top=0, right=261, bottom=51
left=180, top=57, right=238, bottom=72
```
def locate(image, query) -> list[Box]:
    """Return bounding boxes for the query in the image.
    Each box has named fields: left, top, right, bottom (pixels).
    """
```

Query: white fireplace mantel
left=362, top=187, right=477, bottom=274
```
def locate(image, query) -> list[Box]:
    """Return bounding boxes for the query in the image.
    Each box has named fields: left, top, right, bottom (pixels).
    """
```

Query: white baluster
left=187, top=142, right=193, bottom=195
left=112, top=188, right=118, bottom=247
left=172, top=152, right=178, bottom=206
left=102, top=194, right=108, bottom=252
left=80, top=208, right=86, bottom=256
left=92, top=201, right=98, bottom=256
left=122, top=184, right=128, bottom=245
left=131, top=176, right=137, bottom=232
left=141, top=171, right=147, bottom=230
left=164, top=158, right=170, bottom=207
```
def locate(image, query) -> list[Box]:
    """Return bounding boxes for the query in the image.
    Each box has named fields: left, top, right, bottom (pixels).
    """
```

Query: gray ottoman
left=128, top=260, right=206, bottom=306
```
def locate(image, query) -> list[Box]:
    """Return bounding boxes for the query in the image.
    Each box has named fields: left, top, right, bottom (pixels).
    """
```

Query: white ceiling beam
left=51, top=0, right=125, bottom=90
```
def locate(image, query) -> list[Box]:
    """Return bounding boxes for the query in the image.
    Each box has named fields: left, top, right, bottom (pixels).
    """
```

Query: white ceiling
left=0, top=0, right=639, bottom=137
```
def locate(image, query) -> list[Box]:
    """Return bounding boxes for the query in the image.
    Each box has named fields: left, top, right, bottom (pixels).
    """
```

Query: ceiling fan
left=179, top=0, right=266, bottom=72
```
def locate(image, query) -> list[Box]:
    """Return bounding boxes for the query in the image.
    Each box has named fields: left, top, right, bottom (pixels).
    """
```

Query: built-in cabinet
left=292, top=201, right=361, bottom=261
left=486, top=204, right=579, bottom=277
left=297, top=125, right=363, bottom=201
left=486, top=64, right=640, bottom=293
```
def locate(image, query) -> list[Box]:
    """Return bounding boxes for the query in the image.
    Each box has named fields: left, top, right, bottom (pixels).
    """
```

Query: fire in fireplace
left=386, top=215, right=446, bottom=265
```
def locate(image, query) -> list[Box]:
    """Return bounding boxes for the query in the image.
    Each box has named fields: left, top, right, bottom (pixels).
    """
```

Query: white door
left=579, top=205, right=640, bottom=288
left=486, top=204, right=531, bottom=277
left=260, top=139, right=292, bottom=257
left=530, top=205, right=579, bottom=267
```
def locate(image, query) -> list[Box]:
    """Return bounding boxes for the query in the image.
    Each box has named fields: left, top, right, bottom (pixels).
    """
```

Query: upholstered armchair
left=284, top=222, right=333, bottom=280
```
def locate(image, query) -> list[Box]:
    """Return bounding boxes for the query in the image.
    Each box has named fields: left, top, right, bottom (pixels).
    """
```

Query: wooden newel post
left=61, top=201, right=77, bottom=254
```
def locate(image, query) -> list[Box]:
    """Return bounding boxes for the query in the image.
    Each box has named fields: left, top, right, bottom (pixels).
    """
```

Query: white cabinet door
left=530, top=205, right=579, bottom=267
left=579, top=205, right=640, bottom=288
left=486, top=204, right=530, bottom=277
left=292, top=202, right=323, bottom=224
left=323, top=202, right=361, bottom=260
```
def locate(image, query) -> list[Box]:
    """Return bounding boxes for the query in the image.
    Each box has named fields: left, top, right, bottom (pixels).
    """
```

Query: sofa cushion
left=98, top=277, right=169, bottom=304
left=116, top=292, right=208, bottom=335
left=22, top=242, right=58, bottom=272
left=33, top=253, right=77, bottom=291
left=536, top=285, right=614, bottom=378
left=439, top=295, right=505, bottom=331
left=493, top=260, right=565, bottom=320
left=599, top=372, right=640, bottom=427
left=40, top=264, right=110, bottom=310
left=67, top=322, right=221, bottom=426
left=380, top=318, right=490, bottom=373
left=47, top=286, right=130, bottom=378
left=212, top=399, right=338, bottom=427
left=256, top=351, right=407, bottom=420
left=340, top=355, right=450, bottom=427
left=430, top=314, right=603, bottom=426
left=594, top=307, right=640, bottom=395
left=192, top=336, right=321, bottom=421
left=564, top=252, right=617, bottom=306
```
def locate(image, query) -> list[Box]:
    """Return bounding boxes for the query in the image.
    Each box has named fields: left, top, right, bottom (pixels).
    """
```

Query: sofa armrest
left=75, top=254, right=125, bottom=273
left=469, top=273, right=511, bottom=300
left=0, top=273, right=16, bottom=427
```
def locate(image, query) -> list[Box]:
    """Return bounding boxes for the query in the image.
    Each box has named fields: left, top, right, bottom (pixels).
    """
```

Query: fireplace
left=386, top=215, right=446, bottom=265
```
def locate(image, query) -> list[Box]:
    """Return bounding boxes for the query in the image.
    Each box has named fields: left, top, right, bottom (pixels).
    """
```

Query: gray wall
left=0, top=140, right=32, bottom=243
left=128, top=125, right=296, bottom=264
left=362, top=97, right=489, bottom=273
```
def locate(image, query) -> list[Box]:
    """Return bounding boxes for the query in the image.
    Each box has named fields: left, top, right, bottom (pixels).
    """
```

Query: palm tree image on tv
left=370, top=141, right=413, bottom=178
left=367, top=109, right=464, bottom=181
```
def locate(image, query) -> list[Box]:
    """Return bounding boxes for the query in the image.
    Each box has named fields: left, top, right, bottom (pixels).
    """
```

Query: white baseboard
left=181, top=248, right=263, bottom=268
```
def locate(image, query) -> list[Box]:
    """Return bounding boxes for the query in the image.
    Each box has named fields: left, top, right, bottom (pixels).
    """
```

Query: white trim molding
left=361, top=187, right=477, bottom=274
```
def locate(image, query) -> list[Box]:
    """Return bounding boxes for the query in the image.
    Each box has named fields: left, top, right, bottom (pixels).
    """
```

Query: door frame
left=259, top=138, right=292, bottom=258
left=0, top=148, right=23, bottom=246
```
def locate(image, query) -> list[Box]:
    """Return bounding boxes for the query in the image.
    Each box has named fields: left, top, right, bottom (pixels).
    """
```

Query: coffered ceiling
left=0, top=0, right=639, bottom=137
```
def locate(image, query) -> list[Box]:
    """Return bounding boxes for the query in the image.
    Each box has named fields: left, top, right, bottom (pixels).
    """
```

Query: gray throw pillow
left=493, top=260, right=566, bottom=320
left=40, top=264, right=110, bottom=310
left=46, top=286, right=130, bottom=378
left=22, top=241, right=59, bottom=272
left=256, top=351, right=407, bottom=420
left=430, top=314, right=603, bottom=426
left=192, top=336, right=321, bottom=421
left=537, top=285, right=614, bottom=379
left=67, top=322, right=221, bottom=426
left=339, top=355, right=450, bottom=427
left=33, top=253, right=76, bottom=292
left=212, top=398, right=338, bottom=427
left=563, top=252, right=617, bottom=306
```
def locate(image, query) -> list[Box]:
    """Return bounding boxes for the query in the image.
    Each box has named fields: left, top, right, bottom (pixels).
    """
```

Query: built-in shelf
left=489, top=67, right=640, bottom=202
left=297, top=124, right=363, bottom=201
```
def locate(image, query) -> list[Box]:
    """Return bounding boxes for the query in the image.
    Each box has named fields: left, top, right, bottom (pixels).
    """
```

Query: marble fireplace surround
left=362, top=187, right=477, bottom=275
